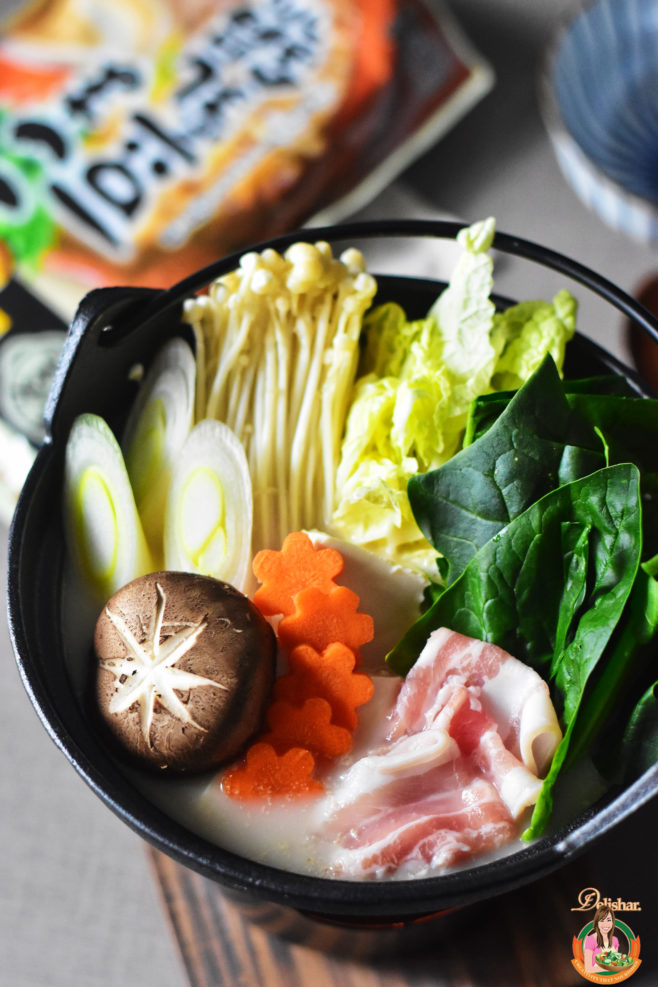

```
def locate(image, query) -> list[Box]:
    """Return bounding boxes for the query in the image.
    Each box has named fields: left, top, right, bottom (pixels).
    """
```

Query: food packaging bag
left=0, top=0, right=493, bottom=518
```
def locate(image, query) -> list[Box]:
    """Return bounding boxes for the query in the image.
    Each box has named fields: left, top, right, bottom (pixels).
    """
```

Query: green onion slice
left=122, top=337, right=195, bottom=564
left=164, top=419, right=252, bottom=590
left=63, top=413, right=153, bottom=601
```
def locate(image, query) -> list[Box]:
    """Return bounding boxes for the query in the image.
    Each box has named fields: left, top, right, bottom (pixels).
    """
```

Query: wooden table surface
left=148, top=792, right=657, bottom=987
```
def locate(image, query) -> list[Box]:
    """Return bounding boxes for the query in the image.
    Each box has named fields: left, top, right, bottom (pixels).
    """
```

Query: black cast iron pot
left=7, top=220, right=658, bottom=928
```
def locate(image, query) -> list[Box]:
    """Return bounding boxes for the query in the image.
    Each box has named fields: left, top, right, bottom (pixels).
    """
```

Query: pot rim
left=7, top=219, right=658, bottom=918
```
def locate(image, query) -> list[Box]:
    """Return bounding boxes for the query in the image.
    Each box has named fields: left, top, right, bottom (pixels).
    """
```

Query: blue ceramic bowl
left=540, top=0, right=658, bottom=241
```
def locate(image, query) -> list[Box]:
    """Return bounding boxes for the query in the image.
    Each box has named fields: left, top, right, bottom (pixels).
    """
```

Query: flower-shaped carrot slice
left=253, top=531, right=343, bottom=616
left=264, top=697, right=353, bottom=759
left=277, top=585, right=374, bottom=657
left=222, top=742, right=323, bottom=800
left=274, top=642, right=374, bottom=730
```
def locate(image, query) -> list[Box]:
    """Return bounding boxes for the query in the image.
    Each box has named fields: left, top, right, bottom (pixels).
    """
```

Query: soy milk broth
left=137, top=673, right=401, bottom=876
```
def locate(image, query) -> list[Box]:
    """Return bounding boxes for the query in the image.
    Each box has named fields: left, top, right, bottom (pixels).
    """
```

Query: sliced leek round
left=164, top=419, right=252, bottom=591
left=63, top=413, right=153, bottom=602
left=122, top=337, right=196, bottom=565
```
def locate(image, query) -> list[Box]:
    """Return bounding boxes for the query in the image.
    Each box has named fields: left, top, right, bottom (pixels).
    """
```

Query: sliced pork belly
left=323, top=629, right=561, bottom=880
left=388, top=627, right=562, bottom=776
left=331, top=776, right=516, bottom=880
left=451, top=692, right=543, bottom=819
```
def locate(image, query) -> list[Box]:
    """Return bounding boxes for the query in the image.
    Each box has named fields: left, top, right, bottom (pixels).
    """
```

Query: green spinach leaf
left=568, top=392, right=658, bottom=558
left=408, top=357, right=605, bottom=585
left=618, top=682, right=658, bottom=779
left=463, top=373, right=636, bottom=447
left=388, top=464, right=643, bottom=836
left=389, top=464, right=641, bottom=676
left=570, top=566, right=658, bottom=776
left=528, top=568, right=658, bottom=838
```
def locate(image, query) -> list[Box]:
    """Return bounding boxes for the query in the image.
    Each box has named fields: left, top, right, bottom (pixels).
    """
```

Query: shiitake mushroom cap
left=94, top=571, right=276, bottom=773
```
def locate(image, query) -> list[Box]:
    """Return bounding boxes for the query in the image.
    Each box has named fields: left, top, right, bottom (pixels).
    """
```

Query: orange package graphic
left=0, top=0, right=492, bottom=308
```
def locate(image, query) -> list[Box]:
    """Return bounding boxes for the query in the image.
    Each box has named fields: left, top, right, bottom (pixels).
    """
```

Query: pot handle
left=44, top=285, right=164, bottom=444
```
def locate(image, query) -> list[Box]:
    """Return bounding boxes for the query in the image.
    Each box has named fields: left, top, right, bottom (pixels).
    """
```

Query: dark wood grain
left=147, top=794, right=658, bottom=987
left=147, top=850, right=585, bottom=987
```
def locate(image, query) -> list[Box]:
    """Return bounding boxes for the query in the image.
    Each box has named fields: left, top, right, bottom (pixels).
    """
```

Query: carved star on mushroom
left=100, top=581, right=227, bottom=746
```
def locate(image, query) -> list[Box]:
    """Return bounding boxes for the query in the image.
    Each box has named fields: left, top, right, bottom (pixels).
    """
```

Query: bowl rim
left=7, top=218, right=658, bottom=918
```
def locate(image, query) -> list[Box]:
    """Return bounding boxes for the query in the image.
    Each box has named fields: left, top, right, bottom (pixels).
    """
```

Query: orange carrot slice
left=263, top=698, right=353, bottom=760
left=221, top=742, right=323, bottom=800
left=225, top=532, right=377, bottom=801
left=253, top=531, right=343, bottom=616
left=274, top=642, right=374, bottom=730
left=277, top=584, right=374, bottom=657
